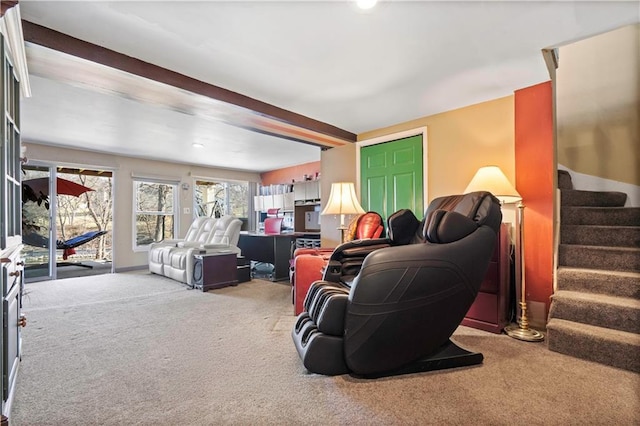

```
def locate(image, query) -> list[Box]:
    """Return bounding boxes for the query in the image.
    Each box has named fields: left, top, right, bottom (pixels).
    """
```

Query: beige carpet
left=11, top=272, right=640, bottom=425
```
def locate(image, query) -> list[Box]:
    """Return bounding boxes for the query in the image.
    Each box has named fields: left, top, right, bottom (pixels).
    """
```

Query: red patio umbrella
left=23, top=177, right=94, bottom=197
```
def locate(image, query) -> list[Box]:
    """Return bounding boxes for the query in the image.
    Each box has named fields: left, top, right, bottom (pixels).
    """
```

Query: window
left=134, top=180, right=177, bottom=249
left=194, top=180, right=249, bottom=219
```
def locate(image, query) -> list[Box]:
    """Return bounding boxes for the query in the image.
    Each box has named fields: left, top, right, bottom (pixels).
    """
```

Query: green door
left=360, top=135, right=424, bottom=221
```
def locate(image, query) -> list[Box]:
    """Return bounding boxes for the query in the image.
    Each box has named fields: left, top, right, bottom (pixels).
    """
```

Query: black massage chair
left=292, top=191, right=502, bottom=377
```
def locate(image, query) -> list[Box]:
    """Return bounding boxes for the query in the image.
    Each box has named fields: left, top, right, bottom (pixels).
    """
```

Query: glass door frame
left=22, top=162, right=58, bottom=282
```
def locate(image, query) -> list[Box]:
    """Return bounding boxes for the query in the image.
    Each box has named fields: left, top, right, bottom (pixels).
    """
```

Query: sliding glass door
left=22, top=165, right=56, bottom=281
left=22, top=165, right=114, bottom=281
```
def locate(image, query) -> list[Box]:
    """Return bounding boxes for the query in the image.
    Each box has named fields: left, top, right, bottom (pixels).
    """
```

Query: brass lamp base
left=338, top=225, right=348, bottom=244
left=504, top=324, right=544, bottom=342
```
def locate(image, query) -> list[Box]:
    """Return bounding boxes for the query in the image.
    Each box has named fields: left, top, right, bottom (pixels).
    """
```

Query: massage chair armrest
left=323, top=238, right=392, bottom=284
left=323, top=260, right=344, bottom=283
left=333, top=237, right=392, bottom=256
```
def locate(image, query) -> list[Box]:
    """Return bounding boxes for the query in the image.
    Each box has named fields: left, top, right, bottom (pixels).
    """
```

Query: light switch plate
left=183, top=207, right=190, bottom=214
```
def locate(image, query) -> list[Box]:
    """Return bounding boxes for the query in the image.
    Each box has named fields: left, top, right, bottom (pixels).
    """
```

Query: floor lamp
left=464, top=166, right=544, bottom=342
left=321, top=182, right=365, bottom=243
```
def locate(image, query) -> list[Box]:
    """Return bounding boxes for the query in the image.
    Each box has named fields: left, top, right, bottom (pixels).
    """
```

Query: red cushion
left=355, top=212, right=384, bottom=240
left=292, top=247, right=334, bottom=258
left=293, top=255, right=329, bottom=315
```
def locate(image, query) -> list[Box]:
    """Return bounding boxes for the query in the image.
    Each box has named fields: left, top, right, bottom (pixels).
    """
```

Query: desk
left=238, top=233, right=297, bottom=281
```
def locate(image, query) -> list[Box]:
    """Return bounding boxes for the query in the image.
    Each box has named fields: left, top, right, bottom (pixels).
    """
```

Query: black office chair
left=252, top=209, right=284, bottom=279
left=292, top=191, right=502, bottom=377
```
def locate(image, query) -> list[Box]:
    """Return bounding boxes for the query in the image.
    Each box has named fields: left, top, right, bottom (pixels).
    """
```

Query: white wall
left=557, top=24, right=640, bottom=188
left=320, top=143, right=358, bottom=247
left=558, top=164, right=640, bottom=207
left=23, top=142, right=260, bottom=271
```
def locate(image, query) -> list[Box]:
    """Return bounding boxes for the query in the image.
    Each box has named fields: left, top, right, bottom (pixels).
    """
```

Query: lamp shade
left=464, top=166, right=522, bottom=204
left=321, top=182, right=366, bottom=216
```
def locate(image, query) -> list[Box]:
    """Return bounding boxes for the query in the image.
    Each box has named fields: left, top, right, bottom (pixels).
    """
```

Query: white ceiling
left=17, top=1, right=640, bottom=173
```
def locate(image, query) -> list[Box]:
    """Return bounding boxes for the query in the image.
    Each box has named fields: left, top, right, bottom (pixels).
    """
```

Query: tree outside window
left=134, top=181, right=177, bottom=248
left=194, top=180, right=248, bottom=219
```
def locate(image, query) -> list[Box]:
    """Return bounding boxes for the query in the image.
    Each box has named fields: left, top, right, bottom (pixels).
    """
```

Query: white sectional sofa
left=149, top=215, right=242, bottom=285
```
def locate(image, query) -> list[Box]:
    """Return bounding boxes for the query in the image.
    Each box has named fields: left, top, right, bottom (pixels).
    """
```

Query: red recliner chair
left=291, top=212, right=384, bottom=315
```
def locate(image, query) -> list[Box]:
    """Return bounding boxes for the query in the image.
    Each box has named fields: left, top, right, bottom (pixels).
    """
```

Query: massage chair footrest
left=353, top=339, right=484, bottom=379
left=292, top=314, right=349, bottom=376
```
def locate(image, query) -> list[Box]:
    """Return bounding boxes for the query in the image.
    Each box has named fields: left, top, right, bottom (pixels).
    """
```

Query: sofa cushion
left=169, top=249, right=189, bottom=269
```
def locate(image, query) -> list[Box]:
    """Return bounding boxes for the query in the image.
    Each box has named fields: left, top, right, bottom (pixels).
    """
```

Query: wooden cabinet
left=2, top=248, right=22, bottom=408
left=192, top=253, right=238, bottom=291
left=293, top=180, right=320, bottom=232
left=461, top=223, right=511, bottom=333
left=294, top=205, right=320, bottom=232
left=0, top=32, right=23, bottom=419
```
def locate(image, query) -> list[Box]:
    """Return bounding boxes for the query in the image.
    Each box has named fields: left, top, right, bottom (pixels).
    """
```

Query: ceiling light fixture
left=192, top=143, right=204, bottom=148
left=356, top=0, right=377, bottom=10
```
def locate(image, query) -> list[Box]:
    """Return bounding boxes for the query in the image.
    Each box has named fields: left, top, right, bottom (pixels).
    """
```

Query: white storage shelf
left=256, top=180, right=319, bottom=213
left=294, top=180, right=321, bottom=203
left=254, top=192, right=295, bottom=213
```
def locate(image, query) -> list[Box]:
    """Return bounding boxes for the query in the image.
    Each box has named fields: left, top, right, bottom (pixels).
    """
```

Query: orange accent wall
left=515, top=82, right=554, bottom=315
left=260, top=161, right=321, bottom=185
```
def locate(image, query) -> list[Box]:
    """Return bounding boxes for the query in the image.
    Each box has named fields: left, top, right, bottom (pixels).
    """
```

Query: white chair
left=148, top=216, right=213, bottom=276
left=149, top=216, right=242, bottom=285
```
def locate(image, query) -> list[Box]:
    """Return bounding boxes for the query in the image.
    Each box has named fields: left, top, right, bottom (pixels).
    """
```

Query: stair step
left=557, top=170, right=573, bottom=190
left=552, top=170, right=640, bottom=373
left=557, top=267, right=640, bottom=299
left=561, top=206, right=640, bottom=226
left=558, top=245, right=640, bottom=273
left=547, top=318, right=640, bottom=373
left=549, top=290, right=640, bottom=333
left=561, top=225, right=640, bottom=248
left=561, top=189, right=627, bottom=207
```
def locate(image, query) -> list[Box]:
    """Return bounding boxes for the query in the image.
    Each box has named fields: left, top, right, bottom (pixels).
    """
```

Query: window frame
left=193, top=178, right=250, bottom=220
left=132, top=178, right=179, bottom=251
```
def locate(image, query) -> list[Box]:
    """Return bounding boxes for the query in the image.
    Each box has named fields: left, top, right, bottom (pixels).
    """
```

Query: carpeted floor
left=11, top=272, right=640, bottom=425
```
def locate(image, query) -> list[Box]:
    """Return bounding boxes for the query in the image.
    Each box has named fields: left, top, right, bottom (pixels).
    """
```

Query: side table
left=193, top=252, right=238, bottom=291
left=461, top=223, right=511, bottom=333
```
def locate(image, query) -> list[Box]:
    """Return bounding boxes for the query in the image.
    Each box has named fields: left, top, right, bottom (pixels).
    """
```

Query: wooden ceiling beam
left=1, top=1, right=19, bottom=18
left=21, top=20, right=357, bottom=146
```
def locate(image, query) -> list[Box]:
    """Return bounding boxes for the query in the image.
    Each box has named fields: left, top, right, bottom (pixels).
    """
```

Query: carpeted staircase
left=547, top=170, right=640, bottom=372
